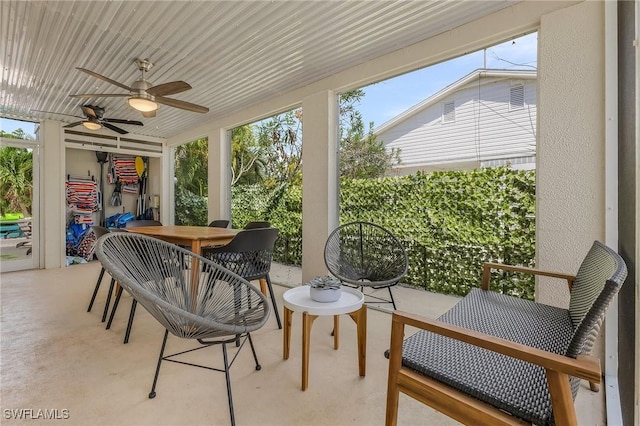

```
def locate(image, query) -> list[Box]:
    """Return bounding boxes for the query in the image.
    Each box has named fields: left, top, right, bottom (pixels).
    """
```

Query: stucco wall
left=537, top=1, right=605, bottom=307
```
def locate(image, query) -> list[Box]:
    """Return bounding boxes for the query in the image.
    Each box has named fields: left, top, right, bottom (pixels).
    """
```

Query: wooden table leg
left=302, top=311, right=318, bottom=391
left=333, top=315, right=340, bottom=349
left=189, top=240, right=202, bottom=308
left=283, top=307, right=293, bottom=359
left=348, top=305, right=367, bottom=377
left=259, top=278, right=267, bottom=296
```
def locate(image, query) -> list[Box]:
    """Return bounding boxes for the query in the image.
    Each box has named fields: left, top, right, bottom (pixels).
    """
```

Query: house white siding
left=377, top=70, right=536, bottom=174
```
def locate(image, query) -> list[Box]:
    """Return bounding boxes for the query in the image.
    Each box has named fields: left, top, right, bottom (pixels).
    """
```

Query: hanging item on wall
left=66, top=176, right=98, bottom=222
left=110, top=180, right=122, bottom=206
left=111, top=155, right=139, bottom=185
left=96, top=151, right=108, bottom=226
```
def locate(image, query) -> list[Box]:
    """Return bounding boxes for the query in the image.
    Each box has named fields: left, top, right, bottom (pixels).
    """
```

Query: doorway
left=0, top=130, right=39, bottom=272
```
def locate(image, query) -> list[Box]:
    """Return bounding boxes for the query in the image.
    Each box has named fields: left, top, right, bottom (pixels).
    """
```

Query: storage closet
left=64, top=128, right=164, bottom=265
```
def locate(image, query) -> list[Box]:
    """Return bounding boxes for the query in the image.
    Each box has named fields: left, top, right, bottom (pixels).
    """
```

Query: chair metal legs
left=102, top=278, right=116, bottom=322
left=147, top=330, right=261, bottom=426
left=87, top=267, right=106, bottom=312
left=264, top=274, right=282, bottom=329
left=105, top=284, right=138, bottom=344
left=124, top=300, right=137, bottom=344
left=148, top=329, right=169, bottom=399
left=354, top=284, right=398, bottom=310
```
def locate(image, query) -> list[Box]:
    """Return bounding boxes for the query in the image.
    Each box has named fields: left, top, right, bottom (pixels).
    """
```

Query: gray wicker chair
left=87, top=226, right=113, bottom=321
left=96, top=232, right=270, bottom=426
left=106, top=220, right=163, bottom=343
left=324, top=221, right=408, bottom=309
left=386, top=240, right=628, bottom=426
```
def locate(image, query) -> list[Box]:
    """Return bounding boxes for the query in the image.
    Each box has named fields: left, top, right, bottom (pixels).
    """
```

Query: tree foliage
left=256, top=109, right=303, bottom=185
left=174, top=138, right=208, bottom=197
left=339, top=90, right=400, bottom=179
left=0, top=146, right=33, bottom=216
left=231, top=125, right=265, bottom=185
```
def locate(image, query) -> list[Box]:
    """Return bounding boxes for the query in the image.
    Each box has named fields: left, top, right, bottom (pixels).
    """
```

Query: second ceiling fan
left=64, top=105, right=143, bottom=134
left=69, top=59, right=209, bottom=117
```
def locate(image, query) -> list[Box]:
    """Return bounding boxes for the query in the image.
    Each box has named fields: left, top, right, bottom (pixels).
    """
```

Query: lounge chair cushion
left=400, top=288, right=574, bottom=426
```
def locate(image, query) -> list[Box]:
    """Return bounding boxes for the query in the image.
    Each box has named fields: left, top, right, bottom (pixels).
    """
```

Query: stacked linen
left=66, top=177, right=98, bottom=224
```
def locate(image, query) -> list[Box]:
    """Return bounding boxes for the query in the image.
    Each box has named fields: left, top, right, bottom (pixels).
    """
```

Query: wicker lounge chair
left=104, top=220, right=163, bottom=342
left=96, top=232, right=270, bottom=426
left=324, top=221, right=408, bottom=309
left=385, top=240, right=627, bottom=426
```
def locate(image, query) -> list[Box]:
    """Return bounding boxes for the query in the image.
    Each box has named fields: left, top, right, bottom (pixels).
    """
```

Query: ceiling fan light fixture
left=82, top=121, right=102, bottom=131
left=128, top=96, right=158, bottom=112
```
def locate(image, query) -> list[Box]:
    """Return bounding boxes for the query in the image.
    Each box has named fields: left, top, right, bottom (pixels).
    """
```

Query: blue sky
left=1, top=32, right=536, bottom=139
left=358, top=32, right=537, bottom=129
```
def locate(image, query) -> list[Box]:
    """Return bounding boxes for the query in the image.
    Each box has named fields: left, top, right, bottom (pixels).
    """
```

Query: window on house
left=442, top=101, right=455, bottom=123
left=510, top=84, right=525, bottom=110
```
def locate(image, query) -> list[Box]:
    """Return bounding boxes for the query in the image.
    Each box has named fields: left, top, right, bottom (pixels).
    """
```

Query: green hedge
left=231, top=167, right=535, bottom=298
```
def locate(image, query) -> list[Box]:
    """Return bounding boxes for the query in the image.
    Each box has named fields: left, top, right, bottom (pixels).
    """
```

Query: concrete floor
left=1, top=262, right=605, bottom=425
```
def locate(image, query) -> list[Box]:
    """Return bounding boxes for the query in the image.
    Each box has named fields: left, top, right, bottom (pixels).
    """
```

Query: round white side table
left=282, top=286, right=367, bottom=390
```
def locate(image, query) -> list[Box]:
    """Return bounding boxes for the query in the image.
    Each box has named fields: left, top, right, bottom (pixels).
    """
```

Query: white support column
left=208, top=128, right=232, bottom=223
left=301, top=90, right=338, bottom=284
left=38, top=120, right=65, bottom=269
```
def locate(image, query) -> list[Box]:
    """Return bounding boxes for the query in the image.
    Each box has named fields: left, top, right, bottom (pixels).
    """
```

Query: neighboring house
left=376, top=69, right=537, bottom=175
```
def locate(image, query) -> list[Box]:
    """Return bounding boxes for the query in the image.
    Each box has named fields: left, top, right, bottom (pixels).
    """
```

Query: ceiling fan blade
left=102, top=122, right=128, bottom=135
left=147, top=81, right=191, bottom=97
left=76, top=67, right=131, bottom=91
left=104, top=118, right=144, bottom=126
left=31, top=109, right=83, bottom=119
left=141, top=110, right=156, bottom=118
left=81, top=105, right=98, bottom=119
left=155, top=96, right=209, bottom=113
left=69, top=93, right=129, bottom=99
left=63, top=121, right=85, bottom=128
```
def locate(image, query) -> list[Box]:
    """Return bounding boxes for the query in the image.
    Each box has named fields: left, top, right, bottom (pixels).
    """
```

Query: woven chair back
left=566, top=240, right=627, bottom=358
left=95, top=232, right=270, bottom=340
left=324, top=221, right=408, bottom=288
left=203, top=228, right=279, bottom=281
left=209, top=220, right=230, bottom=228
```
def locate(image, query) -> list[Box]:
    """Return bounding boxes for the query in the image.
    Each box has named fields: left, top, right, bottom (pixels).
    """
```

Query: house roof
left=0, top=1, right=520, bottom=140
left=374, top=68, right=537, bottom=135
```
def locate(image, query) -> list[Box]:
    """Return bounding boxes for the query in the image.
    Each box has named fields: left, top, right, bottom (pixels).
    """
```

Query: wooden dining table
left=124, top=225, right=240, bottom=255
left=125, top=225, right=241, bottom=304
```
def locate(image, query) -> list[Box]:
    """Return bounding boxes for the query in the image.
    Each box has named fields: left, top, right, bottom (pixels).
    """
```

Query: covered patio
left=0, top=262, right=606, bottom=425
left=0, top=1, right=637, bottom=425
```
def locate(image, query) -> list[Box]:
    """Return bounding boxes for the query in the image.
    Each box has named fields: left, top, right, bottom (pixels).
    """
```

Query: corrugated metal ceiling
left=1, top=1, right=518, bottom=139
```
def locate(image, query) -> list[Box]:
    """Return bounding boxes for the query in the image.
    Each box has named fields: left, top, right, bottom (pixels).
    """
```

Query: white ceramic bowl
left=310, top=286, right=342, bottom=303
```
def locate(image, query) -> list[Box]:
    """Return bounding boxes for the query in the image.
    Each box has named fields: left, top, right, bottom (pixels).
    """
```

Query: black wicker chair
left=243, top=221, right=270, bottom=229
left=106, top=220, right=162, bottom=343
left=202, top=227, right=282, bottom=329
left=209, top=219, right=230, bottom=228
left=324, top=221, right=408, bottom=309
left=96, top=233, right=269, bottom=426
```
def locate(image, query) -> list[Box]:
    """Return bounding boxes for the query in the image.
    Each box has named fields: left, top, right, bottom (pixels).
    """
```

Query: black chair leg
left=123, top=299, right=137, bottom=344
left=265, top=275, right=282, bottom=329
left=101, top=278, right=116, bottom=322
left=222, top=342, right=236, bottom=426
left=88, top=267, right=106, bottom=312
left=247, top=333, right=261, bottom=371
left=388, top=287, right=397, bottom=310
left=149, top=329, right=169, bottom=399
left=106, top=285, right=123, bottom=330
